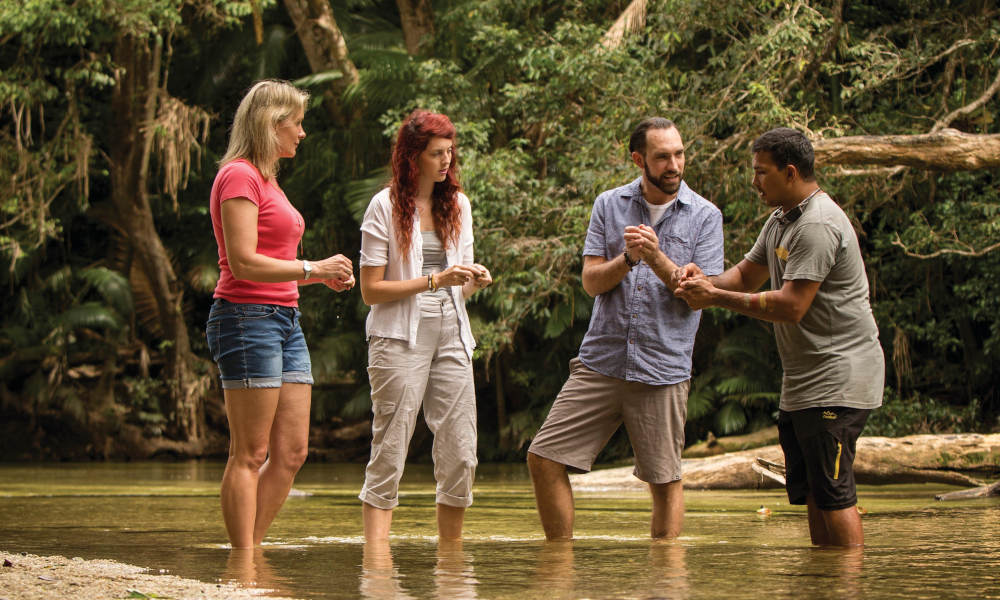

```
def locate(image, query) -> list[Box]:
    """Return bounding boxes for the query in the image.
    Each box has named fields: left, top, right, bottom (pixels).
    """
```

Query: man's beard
left=645, top=162, right=681, bottom=195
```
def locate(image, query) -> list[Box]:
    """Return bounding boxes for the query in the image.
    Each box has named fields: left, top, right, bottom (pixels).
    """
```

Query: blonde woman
left=206, top=80, right=354, bottom=548
left=358, top=110, right=491, bottom=541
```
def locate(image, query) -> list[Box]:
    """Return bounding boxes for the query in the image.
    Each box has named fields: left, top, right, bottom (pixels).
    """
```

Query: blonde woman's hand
left=435, top=264, right=479, bottom=288
left=312, top=254, right=353, bottom=281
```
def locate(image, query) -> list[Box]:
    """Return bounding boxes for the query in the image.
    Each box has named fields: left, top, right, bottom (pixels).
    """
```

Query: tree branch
left=781, top=0, right=844, bottom=97
left=891, top=233, right=1000, bottom=259
left=931, top=66, right=1000, bottom=132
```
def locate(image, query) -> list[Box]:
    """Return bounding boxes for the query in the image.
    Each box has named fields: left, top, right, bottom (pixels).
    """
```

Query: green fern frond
left=44, top=266, right=73, bottom=294
left=310, top=332, right=362, bottom=383
left=56, top=303, right=124, bottom=332
left=714, top=400, right=747, bottom=435
left=737, top=392, right=781, bottom=406
left=80, top=267, right=133, bottom=316
left=716, top=375, right=776, bottom=396
left=344, top=168, right=390, bottom=222
left=686, top=384, right=716, bottom=421
left=294, top=69, right=345, bottom=88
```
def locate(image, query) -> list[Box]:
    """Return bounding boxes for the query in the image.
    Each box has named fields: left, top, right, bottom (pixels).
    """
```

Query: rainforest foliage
left=1, top=0, right=998, bottom=460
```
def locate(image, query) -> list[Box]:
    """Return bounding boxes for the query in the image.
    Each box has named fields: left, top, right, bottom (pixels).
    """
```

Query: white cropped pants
left=359, top=294, right=478, bottom=510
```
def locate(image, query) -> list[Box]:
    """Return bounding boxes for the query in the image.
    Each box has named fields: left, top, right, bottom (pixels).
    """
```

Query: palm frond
left=294, top=69, right=345, bottom=89
left=601, top=0, right=647, bottom=50
left=309, top=331, right=363, bottom=383
left=44, top=266, right=73, bottom=295
left=714, top=400, right=747, bottom=435
left=344, top=167, right=390, bottom=222
left=716, top=375, right=772, bottom=396
left=737, top=391, right=781, bottom=407
left=686, top=380, right=716, bottom=420
left=80, top=266, right=133, bottom=316
left=56, top=303, right=125, bottom=332
left=187, top=248, right=220, bottom=294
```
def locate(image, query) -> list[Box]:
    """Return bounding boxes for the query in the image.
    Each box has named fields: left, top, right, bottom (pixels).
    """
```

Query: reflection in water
left=435, top=540, right=478, bottom=599
left=359, top=539, right=480, bottom=599
left=1, top=462, right=998, bottom=600
left=646, top=541, right=689, bottom=599
left=360, top=539, right=414, bottom=600
left=532, top=541, right=575, bottom=598
left=805, top=547, right=864, bottom=600
left=772, top=546, right=864, bottom=600
left=223, top=547, right=290, bottom=597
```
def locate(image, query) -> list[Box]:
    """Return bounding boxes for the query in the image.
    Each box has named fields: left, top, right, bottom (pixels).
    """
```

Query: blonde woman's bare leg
left=253, top=382, right=311, bottom=545
left=221, top=388, right=281, bottom=548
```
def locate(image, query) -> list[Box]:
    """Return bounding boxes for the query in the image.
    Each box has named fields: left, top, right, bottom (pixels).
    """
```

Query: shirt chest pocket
left=662, top=233, right=693, bottom=266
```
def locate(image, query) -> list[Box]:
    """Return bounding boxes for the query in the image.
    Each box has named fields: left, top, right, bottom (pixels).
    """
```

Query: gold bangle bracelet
left=759, top=291, right=768, bottom=310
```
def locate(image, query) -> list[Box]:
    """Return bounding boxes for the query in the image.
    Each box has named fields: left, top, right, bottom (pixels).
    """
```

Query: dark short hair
left=629, top=117, right=676, bottom=157
left=751, top=127, right=815, bottom=180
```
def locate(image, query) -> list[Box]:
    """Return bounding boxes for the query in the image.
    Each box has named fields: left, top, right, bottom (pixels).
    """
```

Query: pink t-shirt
left=210, top=159, right=305, bottom=306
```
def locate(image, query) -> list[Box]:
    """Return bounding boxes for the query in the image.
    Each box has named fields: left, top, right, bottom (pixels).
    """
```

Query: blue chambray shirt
left=578, top=177, right=724, bottom=385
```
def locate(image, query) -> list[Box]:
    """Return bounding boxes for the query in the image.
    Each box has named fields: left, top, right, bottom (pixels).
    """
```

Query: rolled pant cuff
left=221, top=376, right=282, bottom=389
left=436, top=491, right=473, bottom=508
left=358, top=489, right=398, bottom=510
left=282, top=370, right=314, bottom=385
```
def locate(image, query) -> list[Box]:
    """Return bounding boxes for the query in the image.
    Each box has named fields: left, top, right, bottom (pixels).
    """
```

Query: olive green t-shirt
left=746, top=192, right=884, bottom=411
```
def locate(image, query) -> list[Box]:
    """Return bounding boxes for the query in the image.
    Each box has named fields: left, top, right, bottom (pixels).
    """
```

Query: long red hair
left=389, top=110, right=462, bottom=259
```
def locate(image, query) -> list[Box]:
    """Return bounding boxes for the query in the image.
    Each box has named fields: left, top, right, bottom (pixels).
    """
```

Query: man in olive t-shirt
left=673, top=127, right=884, bottom=547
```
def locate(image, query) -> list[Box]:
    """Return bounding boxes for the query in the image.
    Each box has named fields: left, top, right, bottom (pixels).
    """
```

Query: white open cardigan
left=359, top=187, right=476, bottom=360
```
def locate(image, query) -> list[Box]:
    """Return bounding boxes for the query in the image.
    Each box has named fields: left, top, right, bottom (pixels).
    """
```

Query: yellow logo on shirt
left=775, top=246, right=789, bottom=261
left=822, top=410, right=837, bottom=420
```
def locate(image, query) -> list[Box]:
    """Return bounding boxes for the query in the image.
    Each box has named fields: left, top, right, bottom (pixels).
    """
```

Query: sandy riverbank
left=0, top=551, right=299, bottom=600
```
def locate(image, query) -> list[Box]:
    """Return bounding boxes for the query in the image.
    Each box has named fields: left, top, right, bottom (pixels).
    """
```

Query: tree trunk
left=570, top=433, right=1000, bottom=491
left=109, top=34, right=203, bottom=445
left=395, top=0, right=434, bottom=55
left=814, top=129, right=1000, bottom=171
left=283, top=0, right=360, bottom=125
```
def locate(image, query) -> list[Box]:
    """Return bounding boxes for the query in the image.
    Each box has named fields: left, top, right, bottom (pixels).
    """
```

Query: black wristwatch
left=623, top=251, right=640, bottom=268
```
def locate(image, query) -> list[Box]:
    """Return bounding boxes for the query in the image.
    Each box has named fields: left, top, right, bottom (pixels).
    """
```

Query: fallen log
left=570, top=433, right=1000, bottom=491
left=935, top=480, right=1000, bottom=501
left=813, top=129, right=1000, bottom=171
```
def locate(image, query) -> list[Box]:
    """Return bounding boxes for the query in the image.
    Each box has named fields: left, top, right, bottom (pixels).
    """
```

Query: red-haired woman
left=358, top=110, right=492, bottom=541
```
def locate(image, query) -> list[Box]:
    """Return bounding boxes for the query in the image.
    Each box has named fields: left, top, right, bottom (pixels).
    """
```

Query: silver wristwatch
left=302, top=259, right=313, bottom=279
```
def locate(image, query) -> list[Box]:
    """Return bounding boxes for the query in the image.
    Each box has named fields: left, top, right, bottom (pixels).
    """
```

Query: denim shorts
left=205, top=298, right=313, bottom=389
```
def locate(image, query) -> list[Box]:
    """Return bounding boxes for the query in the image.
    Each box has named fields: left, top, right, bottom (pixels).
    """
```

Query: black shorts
left=777, top=406, right=871, bottom=511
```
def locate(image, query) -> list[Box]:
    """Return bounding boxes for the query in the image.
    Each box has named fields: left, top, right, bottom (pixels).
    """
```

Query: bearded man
left=526, top=117, right=724, bottom=539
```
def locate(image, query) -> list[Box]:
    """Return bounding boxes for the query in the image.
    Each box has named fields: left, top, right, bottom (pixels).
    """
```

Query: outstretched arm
left=677, top=259, right=820, bottom=323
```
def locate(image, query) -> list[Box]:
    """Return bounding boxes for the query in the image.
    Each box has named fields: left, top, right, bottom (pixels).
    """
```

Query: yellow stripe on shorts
left=834, top=441, right=842, bottom=479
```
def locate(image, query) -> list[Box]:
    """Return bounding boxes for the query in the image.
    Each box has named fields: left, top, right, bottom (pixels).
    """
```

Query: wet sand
left=0, top=550, right=299, bottom=600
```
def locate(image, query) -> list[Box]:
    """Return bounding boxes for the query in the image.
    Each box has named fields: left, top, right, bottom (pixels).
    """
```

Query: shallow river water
left=1, top=461, right=998, bottom=599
